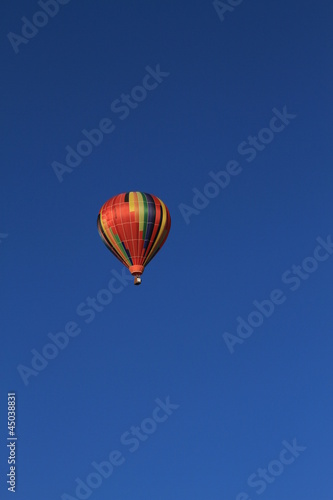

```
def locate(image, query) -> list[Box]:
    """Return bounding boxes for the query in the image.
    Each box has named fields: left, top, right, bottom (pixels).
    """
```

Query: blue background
left=1, top=1, right=332, bottom=499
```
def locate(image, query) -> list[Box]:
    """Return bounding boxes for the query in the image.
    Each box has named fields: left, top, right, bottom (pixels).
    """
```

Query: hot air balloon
left=97, top=192, right=171, bottom=285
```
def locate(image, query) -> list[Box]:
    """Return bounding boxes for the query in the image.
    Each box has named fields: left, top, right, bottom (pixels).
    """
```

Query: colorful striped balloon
left=97, top=192, right=171, bottom=285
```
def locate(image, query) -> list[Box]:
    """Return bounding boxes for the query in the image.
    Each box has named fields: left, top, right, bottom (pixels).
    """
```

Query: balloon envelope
left=97, top=192, right=171, bottom=284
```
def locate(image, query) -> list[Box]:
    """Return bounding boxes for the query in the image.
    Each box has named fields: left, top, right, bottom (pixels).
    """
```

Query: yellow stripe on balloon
left=129, top=192, right=135, bottom=212
left=136, top=192, right=145, bottom=232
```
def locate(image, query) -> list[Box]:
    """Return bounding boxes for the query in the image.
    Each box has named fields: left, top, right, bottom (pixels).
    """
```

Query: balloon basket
left=129, top=265, right=144, bottom=285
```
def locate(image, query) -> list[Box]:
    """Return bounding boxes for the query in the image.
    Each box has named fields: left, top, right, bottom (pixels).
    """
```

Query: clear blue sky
left=1, top=1, right=332, bottom=499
